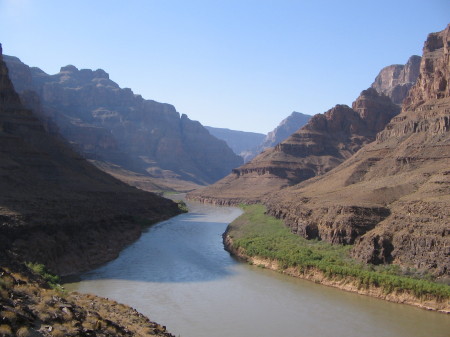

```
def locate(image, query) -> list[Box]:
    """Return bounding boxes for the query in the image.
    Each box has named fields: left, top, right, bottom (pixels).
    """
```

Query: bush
left=175, top=200, right=189, bottom=213
left=25, top=262, right=60, bottom=288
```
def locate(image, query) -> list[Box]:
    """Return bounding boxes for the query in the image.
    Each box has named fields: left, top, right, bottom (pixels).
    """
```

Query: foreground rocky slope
left=0, top=263, right=175, bottom=337
left=0, top=44, right=181, bottom=276
left=189, top=88, right=399, bottom=204
left=266, top=25, right=450, bottom=277
left=4, top=56, right=243, bottom=189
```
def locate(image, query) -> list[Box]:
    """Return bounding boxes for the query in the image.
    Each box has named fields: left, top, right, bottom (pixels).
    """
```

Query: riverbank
left=0, top=205, right=186, bottom=336
left=223, top=204, right=450, bottom=313
left=0, top=261, right=176, bottom=336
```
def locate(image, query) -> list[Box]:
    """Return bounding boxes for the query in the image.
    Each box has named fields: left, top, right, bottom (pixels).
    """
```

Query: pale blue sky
left=1, top=0, right=448, bottom=133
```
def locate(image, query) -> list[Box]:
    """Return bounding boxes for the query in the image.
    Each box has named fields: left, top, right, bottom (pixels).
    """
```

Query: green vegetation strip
left=25, top=262, right=63, bottom=291
left=228, top=204, right=450, bottom=300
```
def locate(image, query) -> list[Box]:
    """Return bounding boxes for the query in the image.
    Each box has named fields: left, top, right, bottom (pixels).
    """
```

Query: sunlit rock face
left=371, top=55, right=421, bottom=105
left=266, top=25, right=450, bottom=277
left=189, top=88, right=399, bottom=205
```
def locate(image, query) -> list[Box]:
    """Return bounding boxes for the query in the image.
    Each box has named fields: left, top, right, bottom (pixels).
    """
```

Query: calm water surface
left=65, top=201, right=450, bottom=337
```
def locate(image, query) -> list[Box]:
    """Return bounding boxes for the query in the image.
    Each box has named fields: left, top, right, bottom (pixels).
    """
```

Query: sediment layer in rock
left=266, top=25, right=450, bottom=277
left=188, top=88, right=399, bottom=204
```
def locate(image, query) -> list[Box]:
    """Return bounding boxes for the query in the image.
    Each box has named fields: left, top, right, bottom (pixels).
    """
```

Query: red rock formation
left=266, top=25, right=450, bottom=276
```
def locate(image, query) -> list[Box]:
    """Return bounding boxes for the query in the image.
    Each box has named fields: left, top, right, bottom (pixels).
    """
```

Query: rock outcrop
left=4, top=56, right=243, bottom=189
left=0, top=263, right=176, bottom=336
left=266, top=25, right=450, bottom=277
left=0, top=44, right=181, bottom=276
left=371, top=55, right=421, bottom=105
left=188, top=88, right=399, bottom=204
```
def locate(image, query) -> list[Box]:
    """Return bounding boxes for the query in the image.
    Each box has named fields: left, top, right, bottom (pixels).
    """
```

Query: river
left=64, top=201, right=450, bottom=337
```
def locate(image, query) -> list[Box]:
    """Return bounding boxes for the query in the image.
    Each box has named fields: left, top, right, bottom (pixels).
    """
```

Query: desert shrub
left=25, top=263, right=60, bottom=288
left=16, top=326, right=31, bottom=337
left=0, top=324, right=13, bottom=336
left=175, top=200, right=189, bottom=212
left=0, top=310, right=17, bottom=323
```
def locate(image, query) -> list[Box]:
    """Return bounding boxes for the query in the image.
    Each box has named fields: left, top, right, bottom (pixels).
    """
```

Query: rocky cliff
left=266, top=25, right=450, bottom=277
left=371, top=55, right=421, bottom=105
left=4, top=56, right=243, bottom=189
left=0, top=44, right=181, bottom=276
left=188, top=88, right=399, bottom=205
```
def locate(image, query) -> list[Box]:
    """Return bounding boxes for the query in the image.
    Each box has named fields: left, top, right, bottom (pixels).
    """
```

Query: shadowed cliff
left=4, top=56, right=243, bottom=190
left=0, top=44, right=181, bottom=276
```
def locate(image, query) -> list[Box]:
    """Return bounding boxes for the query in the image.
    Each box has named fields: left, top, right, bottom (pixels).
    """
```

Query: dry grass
left=0, top=324, right=13, bottom=336
left=0, top=310, right=17, bottom=323
left=0, top=266, right=176, bottom=336
left=16, top=326, right=31, bottom=337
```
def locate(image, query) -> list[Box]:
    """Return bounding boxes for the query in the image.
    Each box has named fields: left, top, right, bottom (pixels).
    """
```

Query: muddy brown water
left=64, top=201, right=450, bottom=337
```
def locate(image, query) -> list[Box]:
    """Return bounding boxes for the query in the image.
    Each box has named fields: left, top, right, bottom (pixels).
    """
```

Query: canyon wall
left=266, top=25, right=450, bottom=276
left=4, top=56, right=243, bottom=188
left=0, top=44, right=181, bottom=275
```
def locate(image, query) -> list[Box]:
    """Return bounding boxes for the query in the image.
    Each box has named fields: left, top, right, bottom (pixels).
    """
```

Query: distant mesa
left=206, top=112, right=311, bottom=163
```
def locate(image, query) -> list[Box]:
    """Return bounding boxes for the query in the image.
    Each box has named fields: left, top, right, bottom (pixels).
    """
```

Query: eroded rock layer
left=188, top=88, right=399, bottom=204
left=266, top=25, right=450, bottom=276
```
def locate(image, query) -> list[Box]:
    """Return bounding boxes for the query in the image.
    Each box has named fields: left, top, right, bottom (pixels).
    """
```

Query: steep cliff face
left=4, top=56, right=243, bottom=188
left=266, top=25, right=450, bottom=277
left=0, top=44, right=181, bottom=275
left=371, top=55, right=421, bottom=105
left=188, top=88, right=399, bottom=204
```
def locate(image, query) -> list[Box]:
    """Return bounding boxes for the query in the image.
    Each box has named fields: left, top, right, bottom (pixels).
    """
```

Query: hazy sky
left=1, top=1, right=448, bottom=133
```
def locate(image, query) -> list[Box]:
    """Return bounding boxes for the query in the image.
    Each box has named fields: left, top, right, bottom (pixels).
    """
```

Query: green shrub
left=229, top=204, right=450, bottom=300
left=175, top=200, right=189, bottom=213
left=25, top=262, right=60, bottom=289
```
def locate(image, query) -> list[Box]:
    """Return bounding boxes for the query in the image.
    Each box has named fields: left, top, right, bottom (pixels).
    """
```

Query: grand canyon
left=0, top=11, right=449, bottom=337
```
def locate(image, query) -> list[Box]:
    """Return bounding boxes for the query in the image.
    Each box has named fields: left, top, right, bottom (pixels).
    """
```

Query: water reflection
left=79, top=205, right=242, bottom=283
